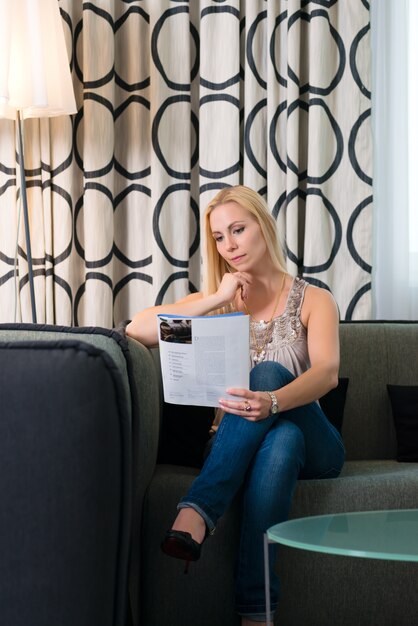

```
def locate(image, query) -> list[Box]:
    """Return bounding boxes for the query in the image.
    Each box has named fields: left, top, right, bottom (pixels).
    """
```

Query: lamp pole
left=17, top=110, right=37, bottom=323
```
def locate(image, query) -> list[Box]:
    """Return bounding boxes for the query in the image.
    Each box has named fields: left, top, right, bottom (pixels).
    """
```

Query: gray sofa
left=139, top=322, right=418, bottom=626
left=1, top=322, right=417, bottom=626
left=0, top=323, right=159, bottom=626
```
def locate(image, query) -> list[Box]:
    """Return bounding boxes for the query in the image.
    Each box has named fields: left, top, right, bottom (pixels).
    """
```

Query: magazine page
left=157, top=312, right=250, bottom=407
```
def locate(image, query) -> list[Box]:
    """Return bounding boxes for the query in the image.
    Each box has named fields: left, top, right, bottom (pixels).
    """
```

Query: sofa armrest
left=0, top=339, right=131, bottom=626
left=126, top=337, right=161, bottom=497
left=124, top=337, right=161, bottom=625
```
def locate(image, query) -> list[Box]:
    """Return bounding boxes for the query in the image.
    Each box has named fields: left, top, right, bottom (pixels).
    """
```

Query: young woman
left=126, top=185, right=345, bottom=626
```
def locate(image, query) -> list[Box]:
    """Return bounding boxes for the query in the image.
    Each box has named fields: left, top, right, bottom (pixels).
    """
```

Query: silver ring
left=244, top=401, right=251, bottom=412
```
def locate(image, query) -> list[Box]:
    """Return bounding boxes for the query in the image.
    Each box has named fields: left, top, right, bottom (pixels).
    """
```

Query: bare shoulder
left=175, top=291, right=204, bottom=304
left=304, top=284, right=337, bottom=307
left=301, top=283, right=339, bottom=326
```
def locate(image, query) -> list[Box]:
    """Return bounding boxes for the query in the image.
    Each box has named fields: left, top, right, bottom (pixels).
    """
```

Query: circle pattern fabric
left=0, top=0, right=372, bottom=325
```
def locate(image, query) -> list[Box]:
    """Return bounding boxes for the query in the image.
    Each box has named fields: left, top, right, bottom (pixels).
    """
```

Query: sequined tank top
left=249, top=276, right=310, bottom=376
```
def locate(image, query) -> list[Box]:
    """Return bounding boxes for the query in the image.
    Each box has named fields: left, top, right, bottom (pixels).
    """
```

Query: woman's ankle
left=171, top=507, right=206, bottom=544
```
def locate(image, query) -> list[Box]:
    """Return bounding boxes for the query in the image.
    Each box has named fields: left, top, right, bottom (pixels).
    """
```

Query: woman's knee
left=250, top=420, right=306, bottom=478
left=268, top=419, right=305, bottom=467
left=243, top=422, right=305, bottom=513
left=250, top=360, right=294, bottom=391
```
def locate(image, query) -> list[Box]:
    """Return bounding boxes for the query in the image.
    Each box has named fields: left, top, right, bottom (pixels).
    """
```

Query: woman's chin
left=230, top=256, right=250, bottom=270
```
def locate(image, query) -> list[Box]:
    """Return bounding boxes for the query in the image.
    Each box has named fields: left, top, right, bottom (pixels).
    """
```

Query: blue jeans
left=178, top=361, right=345, bottom=621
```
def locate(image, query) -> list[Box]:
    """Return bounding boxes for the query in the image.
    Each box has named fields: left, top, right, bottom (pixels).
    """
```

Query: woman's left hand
left=219, top=388, right=273, bottom=421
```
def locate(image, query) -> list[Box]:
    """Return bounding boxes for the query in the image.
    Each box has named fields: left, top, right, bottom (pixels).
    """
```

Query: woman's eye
left=233, top=227, right=244, bottom=235
left=215, top=236, right=223, bottom=243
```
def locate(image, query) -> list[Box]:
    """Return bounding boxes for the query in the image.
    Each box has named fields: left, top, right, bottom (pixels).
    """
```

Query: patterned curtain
left=0, top=0, right=372, bottom=326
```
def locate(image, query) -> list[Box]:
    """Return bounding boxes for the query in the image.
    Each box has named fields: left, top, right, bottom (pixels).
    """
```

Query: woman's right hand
left=216, top=272, right=252, bottom=307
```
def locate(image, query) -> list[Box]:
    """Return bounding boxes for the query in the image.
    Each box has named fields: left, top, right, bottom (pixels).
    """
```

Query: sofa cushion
left=339, top=322, right=418, bottom=460
left=290, top=460, right=418, bottom=518
left=387, top=384, right=418, bottom=462
left=319, top=377, right=349, bottom=434
left=157, top=403, right=215, bottom=468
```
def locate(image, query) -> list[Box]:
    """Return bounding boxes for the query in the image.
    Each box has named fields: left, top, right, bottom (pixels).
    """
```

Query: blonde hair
left=202, top=185, right=287, bottom=314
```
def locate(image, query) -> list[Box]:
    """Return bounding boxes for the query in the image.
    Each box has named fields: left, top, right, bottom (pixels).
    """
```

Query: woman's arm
left=273, top=286, right=339, bottom=411
left=219, top=286, right=340, bottom=419
left=126, top=271, right=253, bottom=346
left=126, top=292, right=218, bottom=346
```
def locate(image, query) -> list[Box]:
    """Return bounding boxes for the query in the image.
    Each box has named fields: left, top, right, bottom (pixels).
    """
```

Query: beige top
left=249, top=276, right=310, bottom=376
left=211, top=276, right=310, bottom=432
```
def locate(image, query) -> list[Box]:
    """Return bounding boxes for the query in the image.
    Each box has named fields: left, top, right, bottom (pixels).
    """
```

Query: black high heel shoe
left=161, top=529, right=208, bottom=574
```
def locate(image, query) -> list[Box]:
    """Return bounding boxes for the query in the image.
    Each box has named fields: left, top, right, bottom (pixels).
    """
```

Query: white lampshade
left=0, top=0, right=76, bottom=120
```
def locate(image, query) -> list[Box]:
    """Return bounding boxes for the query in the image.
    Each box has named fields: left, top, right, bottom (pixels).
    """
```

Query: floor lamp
left=0, top=0, right=77, bottom=323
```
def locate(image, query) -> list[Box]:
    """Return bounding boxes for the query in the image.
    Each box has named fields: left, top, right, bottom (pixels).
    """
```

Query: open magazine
left=157, top=312, right=250, bottom=407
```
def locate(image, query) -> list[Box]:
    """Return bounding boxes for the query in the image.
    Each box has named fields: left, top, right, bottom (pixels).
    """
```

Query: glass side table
left=264, top=509, right=418, bottom=626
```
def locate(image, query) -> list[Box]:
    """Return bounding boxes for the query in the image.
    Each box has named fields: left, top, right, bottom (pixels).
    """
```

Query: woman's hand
left=216, top=272, right=252, bottom=307
left=219, top=388, right=273, bottom=421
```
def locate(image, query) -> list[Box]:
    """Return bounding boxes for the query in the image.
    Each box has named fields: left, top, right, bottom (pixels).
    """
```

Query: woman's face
left=209, top=201, right=269, bottom=272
